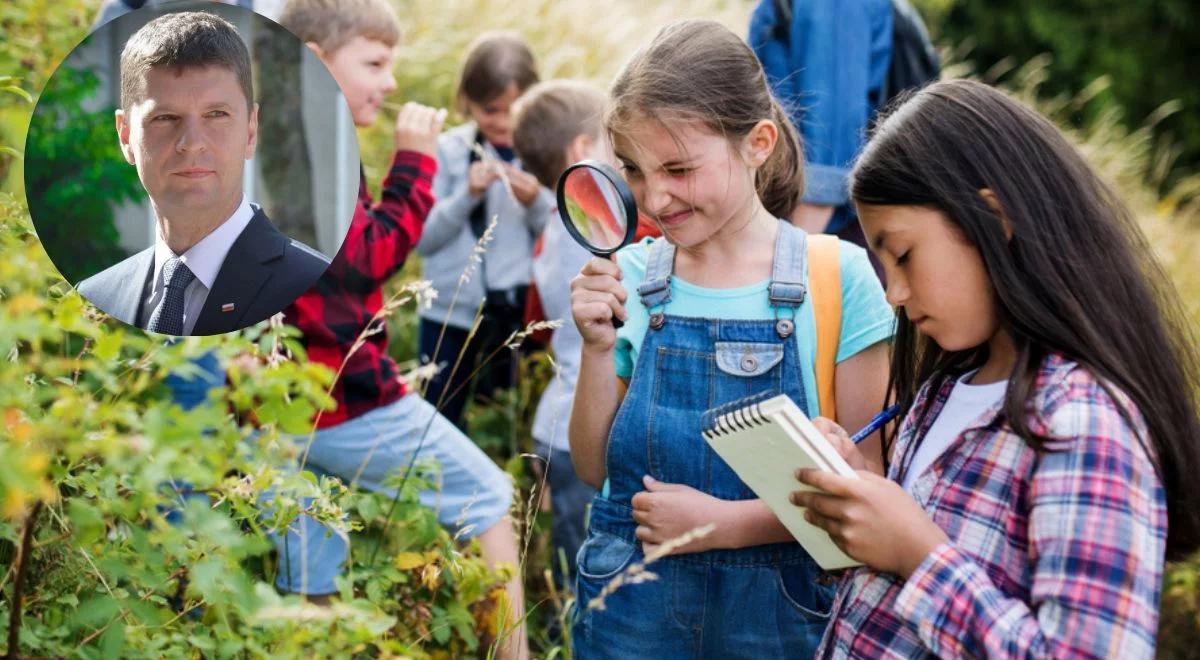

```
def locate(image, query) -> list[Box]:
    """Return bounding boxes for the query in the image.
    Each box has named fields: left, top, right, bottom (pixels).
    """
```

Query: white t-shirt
left=901, top=370, right=1007, bottom=492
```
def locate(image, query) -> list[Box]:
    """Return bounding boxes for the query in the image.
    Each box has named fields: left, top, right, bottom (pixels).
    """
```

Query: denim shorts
left=271, top=392, right=513, bottom=595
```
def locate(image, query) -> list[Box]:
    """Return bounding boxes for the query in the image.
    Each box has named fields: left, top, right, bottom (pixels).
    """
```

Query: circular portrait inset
left=25, top=2, right=360, bottom=335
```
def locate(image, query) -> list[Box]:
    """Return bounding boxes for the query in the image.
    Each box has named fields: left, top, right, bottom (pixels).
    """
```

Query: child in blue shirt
left=416, top=32, right=552, bottom=430
left=567, top=19, right=894, bottom=658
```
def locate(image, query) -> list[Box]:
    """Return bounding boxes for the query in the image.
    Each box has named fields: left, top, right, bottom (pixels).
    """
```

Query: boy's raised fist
left=394, top=102, right=446, bottom=157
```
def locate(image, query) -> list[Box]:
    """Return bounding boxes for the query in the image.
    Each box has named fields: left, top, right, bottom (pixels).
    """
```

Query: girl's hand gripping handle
left=571, top=256, right=628, bottom=352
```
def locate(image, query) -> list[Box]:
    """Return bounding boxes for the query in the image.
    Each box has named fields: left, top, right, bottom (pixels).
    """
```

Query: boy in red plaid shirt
left=276, top=2, right=527, bottom=655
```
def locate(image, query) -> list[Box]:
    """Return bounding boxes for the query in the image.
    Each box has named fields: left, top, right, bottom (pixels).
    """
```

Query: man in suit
left=92, top=1, right=266, bottom=31
left=77, top=10, right=329, bottom=336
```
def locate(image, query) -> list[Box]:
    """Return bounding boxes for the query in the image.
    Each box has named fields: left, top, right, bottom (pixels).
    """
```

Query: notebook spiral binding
left=701, top=391, right=777, bottom=438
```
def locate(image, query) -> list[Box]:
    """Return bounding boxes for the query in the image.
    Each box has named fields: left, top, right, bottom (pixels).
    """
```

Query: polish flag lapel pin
left=221, top=303, right=236, bottom=313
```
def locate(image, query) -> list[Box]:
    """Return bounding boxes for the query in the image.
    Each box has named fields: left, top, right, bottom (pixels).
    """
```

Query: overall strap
left=768, top=220, right=808, bottom=337
left=637, top=237, right=676, bottom=328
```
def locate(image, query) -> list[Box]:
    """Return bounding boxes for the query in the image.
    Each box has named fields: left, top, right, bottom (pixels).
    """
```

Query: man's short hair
left=120, top=11, right=253, bottom=111
left=513, top=80, right=607, bottom=189
left=277, top=0, right=401, bottom=55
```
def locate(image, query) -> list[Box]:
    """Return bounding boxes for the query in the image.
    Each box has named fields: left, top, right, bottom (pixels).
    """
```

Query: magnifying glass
left=556, top=160, right=640, bottom=327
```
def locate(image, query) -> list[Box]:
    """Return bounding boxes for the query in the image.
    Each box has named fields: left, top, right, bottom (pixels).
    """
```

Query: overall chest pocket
left=714, top=342, right=783, bottom=377
left=710, top=341, right=787, bottom=413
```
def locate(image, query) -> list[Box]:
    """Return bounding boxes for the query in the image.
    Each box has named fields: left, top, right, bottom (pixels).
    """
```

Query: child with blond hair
left=277, top=1, right=528, bottom=655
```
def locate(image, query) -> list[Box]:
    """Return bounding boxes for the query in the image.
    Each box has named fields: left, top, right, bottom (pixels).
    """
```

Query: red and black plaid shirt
left=284, top=151, right=436, bottom=429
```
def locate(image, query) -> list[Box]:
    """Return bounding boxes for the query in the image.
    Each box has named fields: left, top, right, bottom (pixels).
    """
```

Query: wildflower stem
left=587, top=523, right=716, bottom=611
left=7, top=502, right=42, bottom=660
left=367, top=219, right=498, bottom=566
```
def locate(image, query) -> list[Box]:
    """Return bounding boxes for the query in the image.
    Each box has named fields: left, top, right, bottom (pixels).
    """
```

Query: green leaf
left=356, top=494, right=381, bottom=521
left=218, top=638, right=245, bottom=656
left=432, top=615, right=451, bottom=644
left=278, top=399, right=316, bottom=435
left=365, top=577, right=387, bottom=604
left=1, top=85, right=32, bottom=103
left=187, top=557, right=225, bottom=601
left=99, top=621, right=125, bottom=658
left=446, top=601, right=478, bottom=647
left=187, top=634, right=216, bottom=651
left=92, top=329, right=124, bottom=362
left=73, top=596, right=120, bottom=628
left=68, top=499, right=105, bottom=546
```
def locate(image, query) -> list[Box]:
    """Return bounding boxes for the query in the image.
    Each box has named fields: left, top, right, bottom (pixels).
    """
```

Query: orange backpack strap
left=807, top=234, right=842, bottom=422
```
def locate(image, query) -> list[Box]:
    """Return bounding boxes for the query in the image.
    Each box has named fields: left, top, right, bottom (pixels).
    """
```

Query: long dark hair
left=852, top=79, right=1200, bottom=560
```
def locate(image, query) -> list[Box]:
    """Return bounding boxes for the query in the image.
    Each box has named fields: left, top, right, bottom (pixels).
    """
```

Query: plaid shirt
left=818, top=352, right=1167, bottom=659
left=284, top=151, right=436, bottom=429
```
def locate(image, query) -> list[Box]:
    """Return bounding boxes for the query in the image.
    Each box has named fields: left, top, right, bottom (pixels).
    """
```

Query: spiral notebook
left=702, top=393, right=863, bottom=570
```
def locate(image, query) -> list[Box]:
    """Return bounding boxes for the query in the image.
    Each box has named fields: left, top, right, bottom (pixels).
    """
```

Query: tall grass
left=976, top=56, right=1200, bottom=329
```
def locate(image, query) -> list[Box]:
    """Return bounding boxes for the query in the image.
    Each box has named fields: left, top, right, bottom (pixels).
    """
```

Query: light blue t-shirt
left=614, top=236, right=895, bottom=417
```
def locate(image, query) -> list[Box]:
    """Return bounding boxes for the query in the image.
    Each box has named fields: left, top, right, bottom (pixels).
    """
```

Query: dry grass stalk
left=586, top=523, right=716, bottom=611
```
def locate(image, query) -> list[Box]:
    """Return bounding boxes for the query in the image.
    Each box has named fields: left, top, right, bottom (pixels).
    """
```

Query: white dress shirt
left=141, top=198, right=256, bottom=334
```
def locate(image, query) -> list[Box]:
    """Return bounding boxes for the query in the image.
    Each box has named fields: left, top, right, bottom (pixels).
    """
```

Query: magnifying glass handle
left=603, top=252, right=625, bottom=329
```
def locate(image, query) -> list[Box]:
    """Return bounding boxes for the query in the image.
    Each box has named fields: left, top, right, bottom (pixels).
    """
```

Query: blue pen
left=849, top=404, right=902, bottom=444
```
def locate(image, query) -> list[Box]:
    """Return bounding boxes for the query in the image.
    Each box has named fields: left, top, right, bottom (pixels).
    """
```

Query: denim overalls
left=573, top=221, right=835, bottom=659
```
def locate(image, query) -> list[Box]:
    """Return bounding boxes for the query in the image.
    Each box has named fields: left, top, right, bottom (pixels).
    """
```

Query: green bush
left=24, top=65, right=144, bottom=283
left=0, top=188, right=515, bottom=656
left=0, top=0, right=94, bottom=195
left=917, top=0, right=1200, bottom=190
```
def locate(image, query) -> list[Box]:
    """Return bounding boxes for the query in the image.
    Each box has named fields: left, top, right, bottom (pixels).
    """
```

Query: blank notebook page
left=703, top=393, right=863, bottom=570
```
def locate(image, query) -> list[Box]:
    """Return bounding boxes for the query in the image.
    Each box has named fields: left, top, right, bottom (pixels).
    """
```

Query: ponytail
left=757, top=98, right=804, bottom=219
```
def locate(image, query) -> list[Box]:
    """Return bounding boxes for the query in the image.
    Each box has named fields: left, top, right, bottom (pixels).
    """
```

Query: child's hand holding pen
left=790, top=405, right=947, bottom=578
left=808, top=405, right=901, bottom=474
left=809, top=417, right=871, bottom=472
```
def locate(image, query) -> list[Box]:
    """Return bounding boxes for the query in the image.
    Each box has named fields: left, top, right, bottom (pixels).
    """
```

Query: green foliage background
left=24, top=65, right=143, bottom=283
left=918, top=0, right=1199, bottom=190
left=0, top=0, right=1198, bottom=657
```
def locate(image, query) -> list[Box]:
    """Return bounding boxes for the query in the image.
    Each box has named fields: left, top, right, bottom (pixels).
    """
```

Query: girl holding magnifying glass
left=567, top=19, right=895, bottom=658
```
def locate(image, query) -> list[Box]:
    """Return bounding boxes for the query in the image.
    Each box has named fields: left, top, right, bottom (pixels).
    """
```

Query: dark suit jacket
left=77, top=206, right=331, bottom=335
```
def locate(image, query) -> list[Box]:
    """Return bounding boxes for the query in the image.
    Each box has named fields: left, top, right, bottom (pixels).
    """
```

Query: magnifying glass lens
left=558, top=162, right=634, bottom=255
left=556, top=161, right=642, bottom=328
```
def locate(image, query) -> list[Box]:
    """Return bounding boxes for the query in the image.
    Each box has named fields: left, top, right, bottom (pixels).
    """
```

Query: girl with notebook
left=566, top=20, right=894, bottom=657
left=791, top=79, right=1200, bottom=657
